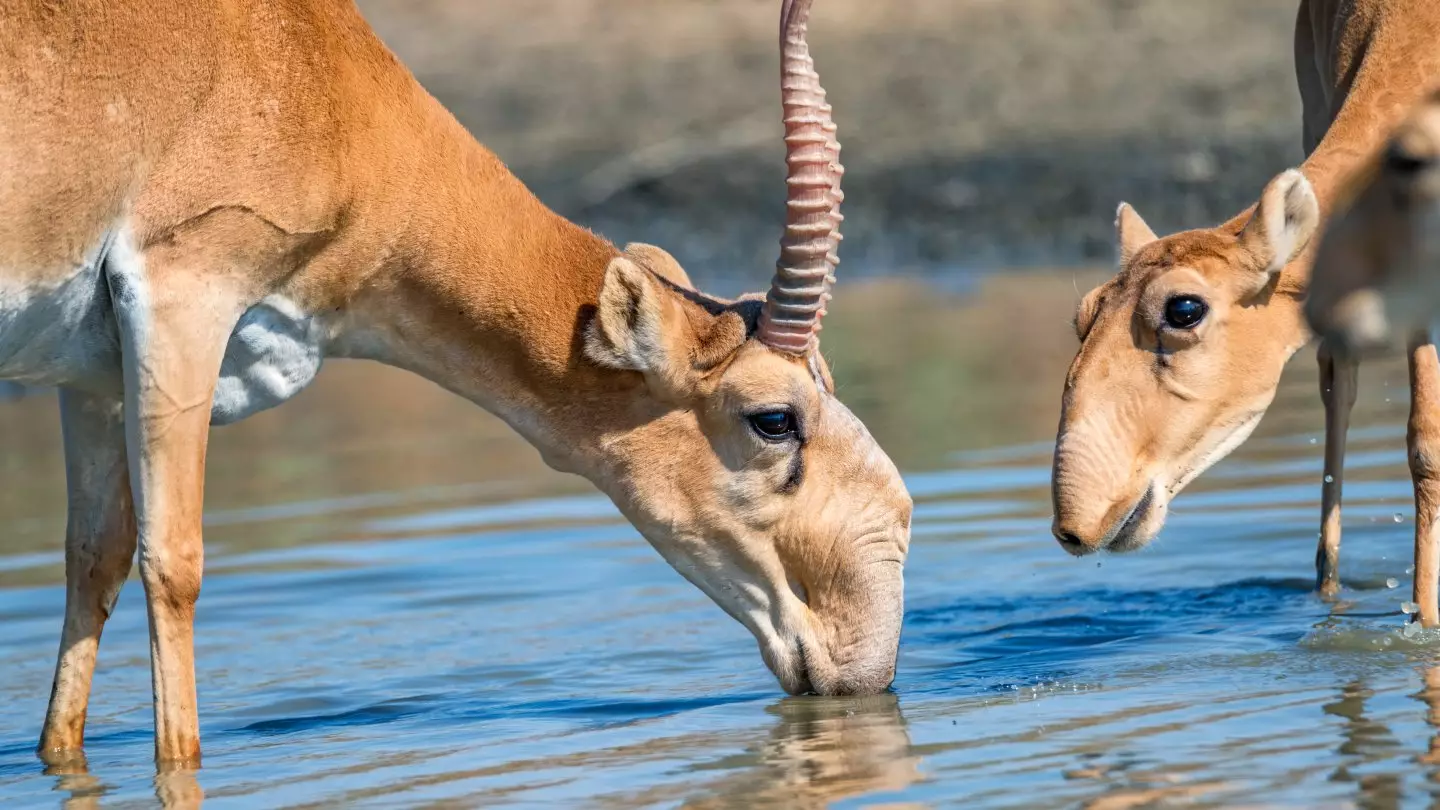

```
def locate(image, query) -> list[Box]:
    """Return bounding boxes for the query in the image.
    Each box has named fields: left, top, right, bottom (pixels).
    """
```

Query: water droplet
left=1409, top=565, right=1417, bottom=575
left=1324, top=474, right=1335, bottom=483
left=1096, top=562, right=1102, bottom=568
left=1404, top=601, right=1419, bottom=614
left=1309, top=437, right=1319, bottom=445
left=1396, top=513, right=1406, bottom=523
left=1388, top=577, right=1400, bottom=589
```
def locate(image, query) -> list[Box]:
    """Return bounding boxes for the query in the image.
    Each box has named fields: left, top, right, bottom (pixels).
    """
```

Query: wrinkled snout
left=1051, top=398, right=1169, bottom=555
left=1306, top=137, right=1440, bottom=355
left=1051, top=480, right=1162, bottom=556
left=762, top=527, right=907, bottom=697
left=767, top=576, right=904, bottom=697
left=1304, top=287, right=1394, bottom=357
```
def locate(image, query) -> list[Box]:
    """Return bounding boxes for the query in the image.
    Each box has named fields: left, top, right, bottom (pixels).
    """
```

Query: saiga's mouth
left=1105, top=483, right=1156, bottom=553
left=1056, top=482, right=1156, bottom=557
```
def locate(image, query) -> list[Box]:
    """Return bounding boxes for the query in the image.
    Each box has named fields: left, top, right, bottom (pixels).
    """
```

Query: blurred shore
left=360, top=0, right=1303, bottom=284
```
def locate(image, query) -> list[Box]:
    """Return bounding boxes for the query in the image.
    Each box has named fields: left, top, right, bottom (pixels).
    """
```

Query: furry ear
left=584, top=256, right=747, bottom=399
left=622, top=242, right=692, bottom=289
left=587, top=257, right=656, bottom=372
left=1074, top=284, right=1105, bottom=341
left=1237, top=168, right=1320, bottom=294
left=1116, top=203, right=1158, bottom=266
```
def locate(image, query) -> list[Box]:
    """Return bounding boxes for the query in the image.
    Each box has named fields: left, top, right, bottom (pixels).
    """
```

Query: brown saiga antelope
left=7, top=0, right=912, bottom=766
left=1052, top=0, right=1440, bottom=613
left=1309, top=91, right=1440, bottom=348
left=1309, top=91, right=1440, bottom=626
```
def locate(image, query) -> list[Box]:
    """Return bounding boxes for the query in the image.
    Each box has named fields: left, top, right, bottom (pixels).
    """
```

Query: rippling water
left=2, top=275, right=1439, bottom=807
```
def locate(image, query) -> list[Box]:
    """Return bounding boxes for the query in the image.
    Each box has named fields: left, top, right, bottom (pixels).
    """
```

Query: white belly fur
left=212, top=295, right=325, bottom=425
left=0, top=246, right=324, bottom=424
left=0, top=240, right=120, bottom=389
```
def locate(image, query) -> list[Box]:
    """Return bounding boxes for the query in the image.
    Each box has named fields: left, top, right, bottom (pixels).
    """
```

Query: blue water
left=1, top=280, right=1438, bottom=807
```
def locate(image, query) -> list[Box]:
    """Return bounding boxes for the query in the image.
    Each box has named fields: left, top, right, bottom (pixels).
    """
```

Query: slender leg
left=110, top=255, right=242, bottom=766
left=1408, top=336, right=1440, bottom=628
left=1317, top=341, right=1358, bottom=597
left=39, top=390, right=137, bottom=762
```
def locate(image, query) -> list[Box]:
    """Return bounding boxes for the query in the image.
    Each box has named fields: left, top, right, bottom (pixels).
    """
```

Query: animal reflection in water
left=688, top=696, right=919, bottom=808
left=43, top=763, right=202, bottom=810
left=40, top=697, right=919, bottom=809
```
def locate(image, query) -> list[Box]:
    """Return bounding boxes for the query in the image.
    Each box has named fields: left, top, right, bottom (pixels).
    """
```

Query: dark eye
left=1163, top=295, right=1208, bottom=330
left=748, top=410, right=796, bottom=440
left=1386, top=144, right=1431, bottom=176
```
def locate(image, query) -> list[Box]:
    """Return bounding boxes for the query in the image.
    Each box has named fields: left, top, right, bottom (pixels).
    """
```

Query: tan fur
left=1309, top=91, right=1440, bottom=628
left=8, top=0, right=911, bottom=766
left=1052, top=0, right=1440, bottom=604
left=1308, top=92, right=1440, bottom=347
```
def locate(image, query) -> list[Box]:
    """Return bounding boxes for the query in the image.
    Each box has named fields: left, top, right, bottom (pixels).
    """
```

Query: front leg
left=109, top=247, right=243, bottom=766
left=39, top=390, right=136, bottom=762
left=1408, top=336, right=1440, bottom=628
left=1317, top=341, right=1358, bottom=597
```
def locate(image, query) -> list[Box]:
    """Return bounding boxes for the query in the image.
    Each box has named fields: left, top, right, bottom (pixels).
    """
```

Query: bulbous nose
left=1051, top=517, right=1102, bottom=556
left=1307, top=289, right=1393, bottom=357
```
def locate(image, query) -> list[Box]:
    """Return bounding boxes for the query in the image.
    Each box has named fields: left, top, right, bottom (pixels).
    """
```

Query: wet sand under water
left=1, top=272, right=1438, bottom=807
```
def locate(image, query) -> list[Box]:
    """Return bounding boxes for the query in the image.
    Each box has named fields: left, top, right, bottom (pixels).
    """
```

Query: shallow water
left=1, top=273, right=1438, bottom=808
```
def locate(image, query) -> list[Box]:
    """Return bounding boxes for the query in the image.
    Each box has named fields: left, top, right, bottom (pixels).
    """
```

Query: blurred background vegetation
left=361, top=0, right=1302, bottom=281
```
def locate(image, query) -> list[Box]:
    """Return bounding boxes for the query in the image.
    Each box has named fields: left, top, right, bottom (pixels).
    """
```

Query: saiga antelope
left=1309, top=90, right=1440, bottom=348
left=5, top=0, right=912, bottom=766
left=1051, top=0, right=1440, bottom=619
left=1308, top=91, right=1440, bottom=626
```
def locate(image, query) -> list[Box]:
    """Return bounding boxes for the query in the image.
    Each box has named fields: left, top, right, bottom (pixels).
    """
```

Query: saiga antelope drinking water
left=1308, top=90, right=1440, bottom=627
left=5, top=0, right=912, bottom=766
left=1052, top=0, right=1440, bottom=614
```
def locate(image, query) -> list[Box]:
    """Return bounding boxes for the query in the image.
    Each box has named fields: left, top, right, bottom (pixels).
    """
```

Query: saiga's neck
left=323, top=81, right=646, bottom=481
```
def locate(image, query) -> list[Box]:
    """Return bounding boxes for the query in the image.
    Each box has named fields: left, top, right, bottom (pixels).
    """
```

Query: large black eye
left=1163, top=295, right=1208, bottom=330
left=1386, top=143, right=1431, bottom=176
left=748, top=410, right=796, bottom=440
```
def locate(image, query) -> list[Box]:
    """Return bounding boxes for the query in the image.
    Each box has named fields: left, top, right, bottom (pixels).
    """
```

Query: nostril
left=1052, top=526, right=1094, bottom=556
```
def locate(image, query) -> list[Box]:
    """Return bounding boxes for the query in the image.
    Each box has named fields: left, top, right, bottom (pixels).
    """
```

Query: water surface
left=2, top=273, right=1438, bottom=808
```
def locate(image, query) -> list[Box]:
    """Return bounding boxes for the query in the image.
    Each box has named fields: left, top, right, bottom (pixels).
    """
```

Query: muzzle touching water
left=762, top=562, right=905, bottom=697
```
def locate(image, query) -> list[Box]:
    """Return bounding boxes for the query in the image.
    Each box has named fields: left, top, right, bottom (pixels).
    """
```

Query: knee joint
left=1412, top=436, right=1440, bottom=481
left=138, top=545, right=203, bottom=613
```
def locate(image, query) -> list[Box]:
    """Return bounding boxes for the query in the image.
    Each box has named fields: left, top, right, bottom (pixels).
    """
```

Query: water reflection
left=684, top=695, right=918, bottom=809
left=1326, top=679, right=1404, bottom=808
left=2, top=273, right=1440, bottom=805
left=45, top=762, right=104, bottom=810
left=44, top=760, right=202, bottom=810
left=1421, top=667, right=1440, bottom=772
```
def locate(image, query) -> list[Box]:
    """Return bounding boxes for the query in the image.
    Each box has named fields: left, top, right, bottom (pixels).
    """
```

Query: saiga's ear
left=1236, top=168, right=1320, bottom=297
left=584, top=256, right=747, bottom=399
left=622, top=242, right=693, bottom=289
left=1074, top=284, right=1105, bottom=341
left=1116, top=203, right=1158, bottom=267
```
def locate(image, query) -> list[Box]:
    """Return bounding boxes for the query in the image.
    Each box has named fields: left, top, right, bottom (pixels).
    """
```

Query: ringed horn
left=756, top=0, right=846, bottom=355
